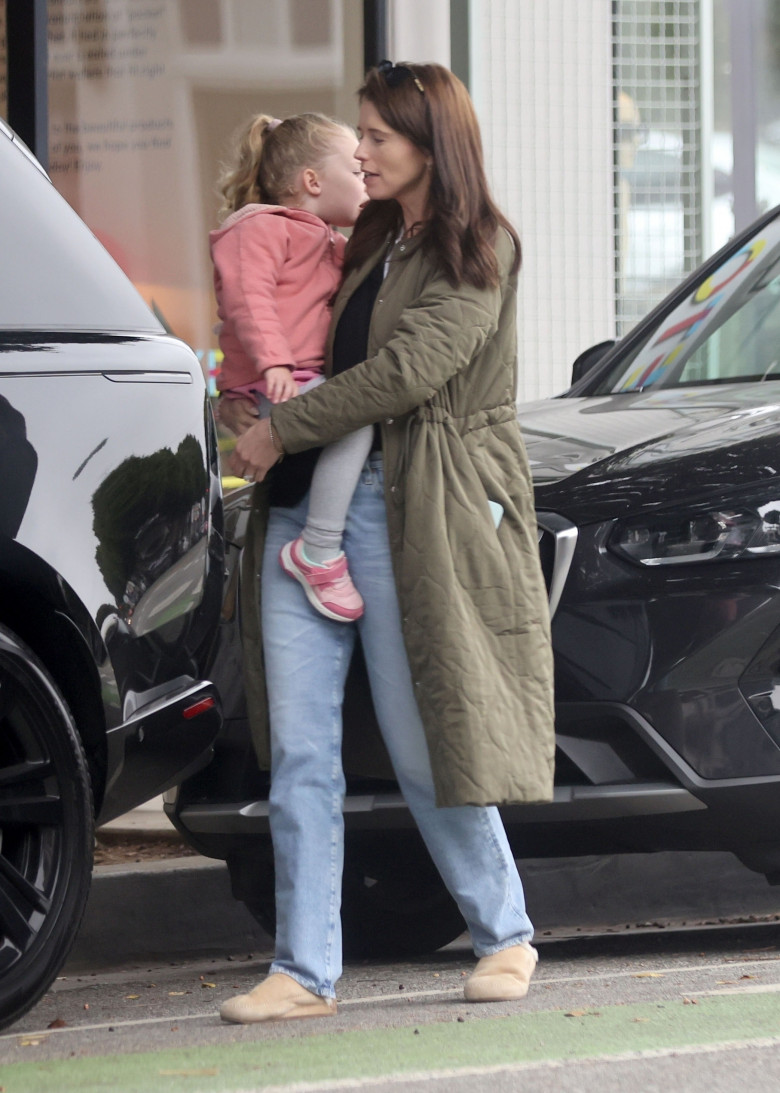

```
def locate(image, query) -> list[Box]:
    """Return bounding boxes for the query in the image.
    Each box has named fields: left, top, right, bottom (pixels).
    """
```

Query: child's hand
left=265, top=366, right=298, bottom=403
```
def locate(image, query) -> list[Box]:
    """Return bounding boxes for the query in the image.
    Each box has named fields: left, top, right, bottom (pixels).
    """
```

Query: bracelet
left=267, top=417, right=285, bottom=461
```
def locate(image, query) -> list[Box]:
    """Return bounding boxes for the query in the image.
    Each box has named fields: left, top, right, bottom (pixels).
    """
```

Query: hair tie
left=267, top=118, right=283, bottom=132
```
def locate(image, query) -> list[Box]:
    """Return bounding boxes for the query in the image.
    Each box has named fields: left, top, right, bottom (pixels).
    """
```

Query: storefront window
left=613, top=0, right=703, bottom=334
left=614, top=0, right=780, bottom=338
left=711, top=0, right=780, bottom=246
left=46, top=0, right=364, bottom=398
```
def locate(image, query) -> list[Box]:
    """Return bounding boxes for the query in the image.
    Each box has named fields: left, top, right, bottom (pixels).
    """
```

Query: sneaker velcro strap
left=306, top=557, right=348, bottom=585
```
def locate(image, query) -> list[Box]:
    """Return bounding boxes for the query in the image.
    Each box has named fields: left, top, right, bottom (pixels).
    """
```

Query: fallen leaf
left=201, top=982, right=217, bottom=989
left=47, top=1018, right=67, bottom=1029
left=632, top=1017, right=650, bottom=1023
left=168, top=991, right=186, bottom=996
left=125, top=994, right=140, bottom=1000
left=683, top=997, right=698, bottom=1005
left=740, top=974, right=757, bottom=980
left=19, top=1039, right=44, bottom=1047
left=565, top=1009, right=601, bottom=1018
left=633, top=972, right=664, bottom=978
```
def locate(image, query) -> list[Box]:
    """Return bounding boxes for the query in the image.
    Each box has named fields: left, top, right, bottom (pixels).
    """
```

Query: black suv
left=169, top=202, right=780, bottom=959
left=0, top=121, right=224, bottom=1028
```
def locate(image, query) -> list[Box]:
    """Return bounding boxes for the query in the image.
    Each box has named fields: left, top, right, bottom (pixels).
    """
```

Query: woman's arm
left=230, top=416, right=283, bottom=480
left=270, top=270, right=506, bottom=455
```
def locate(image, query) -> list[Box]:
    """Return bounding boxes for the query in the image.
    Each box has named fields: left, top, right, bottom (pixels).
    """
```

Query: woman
left=220, top=61, right=555, bottom=1024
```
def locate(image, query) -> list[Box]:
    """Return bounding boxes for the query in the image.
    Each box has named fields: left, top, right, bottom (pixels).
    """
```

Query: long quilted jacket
left=240, top=230, right=555, bottom=807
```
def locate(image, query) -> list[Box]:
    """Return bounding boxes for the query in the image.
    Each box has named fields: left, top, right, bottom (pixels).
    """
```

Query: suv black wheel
left=0, top=624, right=94, bottom=1030
left=340, top=840, right=466, bottom=958
left=238, top=836, right=466, bottom=959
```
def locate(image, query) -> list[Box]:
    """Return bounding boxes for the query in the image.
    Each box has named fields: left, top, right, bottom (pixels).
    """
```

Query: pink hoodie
left=210, top=204, right=346, bottom=397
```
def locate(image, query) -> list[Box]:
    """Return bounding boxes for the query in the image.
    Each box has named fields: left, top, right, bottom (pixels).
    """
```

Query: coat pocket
left=400, top=415, right=524, bottom=635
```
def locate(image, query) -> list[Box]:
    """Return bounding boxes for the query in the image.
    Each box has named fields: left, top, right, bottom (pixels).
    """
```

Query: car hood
left=520, top=382, right=780, bottom=522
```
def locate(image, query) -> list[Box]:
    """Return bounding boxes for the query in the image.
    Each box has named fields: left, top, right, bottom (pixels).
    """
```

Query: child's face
left=315, top=131, right=368, bottom=227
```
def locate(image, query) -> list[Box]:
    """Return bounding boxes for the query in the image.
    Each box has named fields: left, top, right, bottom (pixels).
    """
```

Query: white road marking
left=700, top=981, right=780, bottom=995
left=4, top=955, right=780, bottom=1042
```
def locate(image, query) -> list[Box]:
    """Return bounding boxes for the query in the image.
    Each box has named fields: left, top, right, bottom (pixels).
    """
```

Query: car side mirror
left=570, top=340, right=616, bottom=385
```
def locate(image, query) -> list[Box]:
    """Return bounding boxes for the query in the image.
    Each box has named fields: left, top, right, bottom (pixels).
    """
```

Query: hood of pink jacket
left=210, top=203, right=330, bottom=241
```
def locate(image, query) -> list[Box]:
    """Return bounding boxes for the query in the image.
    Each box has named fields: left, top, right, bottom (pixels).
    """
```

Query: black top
left=269, top=258, right=385, bottom=507
left=331, top=259, right=385, bottom=376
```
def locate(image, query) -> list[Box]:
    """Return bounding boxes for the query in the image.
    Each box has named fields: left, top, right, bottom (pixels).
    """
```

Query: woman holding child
left=218, top=60, right=555, bottom=1023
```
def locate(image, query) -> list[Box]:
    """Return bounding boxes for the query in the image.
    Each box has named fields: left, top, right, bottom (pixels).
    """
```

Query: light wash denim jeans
left=261, top=453, right=534, bottom=998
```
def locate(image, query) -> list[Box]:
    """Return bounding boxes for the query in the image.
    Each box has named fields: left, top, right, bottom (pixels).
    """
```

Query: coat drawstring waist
left=388, top=401, right=517, bottom=496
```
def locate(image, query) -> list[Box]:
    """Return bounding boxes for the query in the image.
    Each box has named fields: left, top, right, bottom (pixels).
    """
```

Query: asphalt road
left=4, top=919, right=780, bottom=1092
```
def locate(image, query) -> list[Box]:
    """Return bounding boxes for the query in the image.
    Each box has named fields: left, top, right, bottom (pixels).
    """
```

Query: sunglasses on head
left=377, top=59, right=425, bottom=94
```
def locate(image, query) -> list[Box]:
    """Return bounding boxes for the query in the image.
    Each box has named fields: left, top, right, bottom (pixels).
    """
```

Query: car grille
left=536, top=511, right=578, bottom=618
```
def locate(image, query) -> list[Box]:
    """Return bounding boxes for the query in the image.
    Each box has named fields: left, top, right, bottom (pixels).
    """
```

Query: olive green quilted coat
left=241, top=231, right=555, bottom=807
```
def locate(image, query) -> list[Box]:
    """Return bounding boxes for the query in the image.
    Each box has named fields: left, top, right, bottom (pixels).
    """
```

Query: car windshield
left=0, top=126, right=161, bottom=334
left=593, top=210, right=780, bottom=393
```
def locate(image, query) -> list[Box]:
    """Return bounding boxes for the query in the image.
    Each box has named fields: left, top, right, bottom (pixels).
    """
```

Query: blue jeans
left=261, top=454, right=533, bottom=998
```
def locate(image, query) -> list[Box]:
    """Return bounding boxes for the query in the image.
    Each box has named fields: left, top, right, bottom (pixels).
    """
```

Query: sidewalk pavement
left=68, top=801, right=780, bottom=973
left=97, top=795, right=180, bottom=837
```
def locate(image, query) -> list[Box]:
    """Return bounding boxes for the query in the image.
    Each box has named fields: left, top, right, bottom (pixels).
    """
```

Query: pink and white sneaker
left=279, top=536, right=364, bottom=622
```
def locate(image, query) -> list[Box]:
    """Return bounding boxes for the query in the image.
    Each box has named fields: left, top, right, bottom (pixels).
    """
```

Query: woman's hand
left=265, top=366, right=298, bottom=403
left=216, top=396, right=259, bottom=436
left=229, top=417, right=282, bottom=482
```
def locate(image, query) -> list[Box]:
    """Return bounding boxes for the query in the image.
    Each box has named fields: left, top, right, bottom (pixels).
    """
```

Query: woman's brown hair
left=345, top=62, right=521, bottom=288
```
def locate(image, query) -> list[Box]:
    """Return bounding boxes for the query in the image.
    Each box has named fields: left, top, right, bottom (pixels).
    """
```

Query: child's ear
left=301, top=167, right=322, bottom=196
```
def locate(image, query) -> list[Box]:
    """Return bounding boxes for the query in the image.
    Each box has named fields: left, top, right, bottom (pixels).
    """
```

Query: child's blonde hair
left=216, top=112, right=352, bottom=222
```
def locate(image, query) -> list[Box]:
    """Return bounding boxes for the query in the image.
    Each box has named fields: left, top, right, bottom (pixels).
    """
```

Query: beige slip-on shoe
left=219, top=972, right=337, bottom=1024
left=463, top=941, right=539, bottom=1002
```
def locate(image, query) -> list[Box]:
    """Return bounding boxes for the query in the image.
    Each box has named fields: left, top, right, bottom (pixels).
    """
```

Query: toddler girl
left=211, top=113, right=370, bottom=621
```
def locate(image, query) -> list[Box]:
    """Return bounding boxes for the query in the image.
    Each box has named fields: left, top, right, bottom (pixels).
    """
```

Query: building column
left=471, top=0, right=616, bottom=399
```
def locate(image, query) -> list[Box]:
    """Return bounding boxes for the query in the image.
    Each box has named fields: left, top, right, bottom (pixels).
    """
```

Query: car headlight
left=611, top=500, right=780, bottom=566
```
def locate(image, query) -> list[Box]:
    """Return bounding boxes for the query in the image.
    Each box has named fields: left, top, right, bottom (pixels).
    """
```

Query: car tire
left=240, top=838, right=466, bottom=960
left=0, top=624, right=94, bottom=1030
left=340, top=841, right=467, bottom=958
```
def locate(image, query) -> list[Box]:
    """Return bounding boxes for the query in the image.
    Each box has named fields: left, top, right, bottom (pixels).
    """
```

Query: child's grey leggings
left=258, top=376, right=374, bottom=563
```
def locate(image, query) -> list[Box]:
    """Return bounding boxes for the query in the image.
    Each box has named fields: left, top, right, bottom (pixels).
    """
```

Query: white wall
left=471, top=0, right=616, bottom=400
left=385, top=0, right=616, bottom=401
left=388, top=0, right=451, bottom=65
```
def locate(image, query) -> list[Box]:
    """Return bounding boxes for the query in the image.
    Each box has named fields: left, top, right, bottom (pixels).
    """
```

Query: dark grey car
left=169, top=201, right=780, bottom=957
